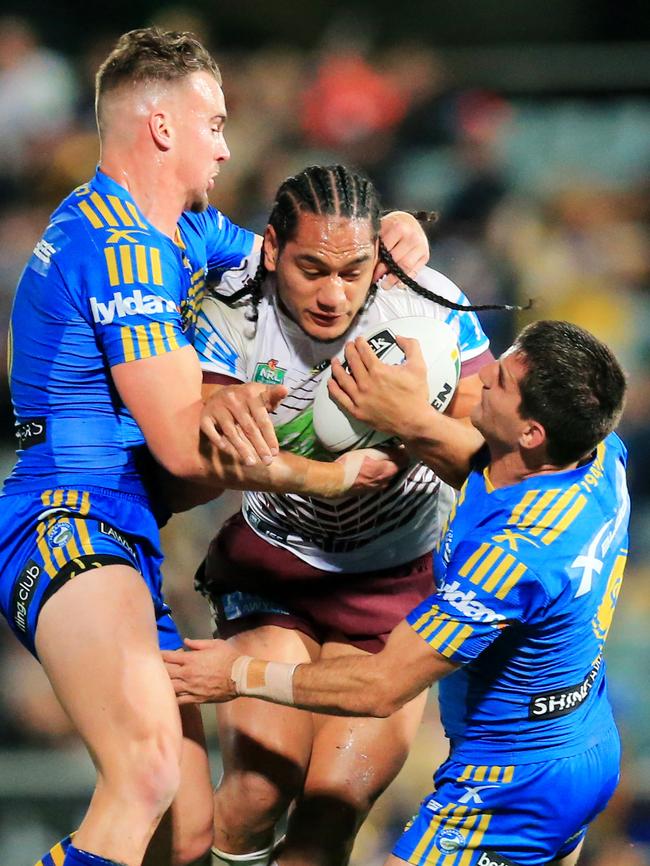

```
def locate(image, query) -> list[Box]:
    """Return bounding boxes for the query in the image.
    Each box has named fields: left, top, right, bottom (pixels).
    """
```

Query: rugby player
left=184, top=164, right=507, bottom=866
left=166, top=320, right=629, bottom=866
left=0, top=30, right=427, bottom=866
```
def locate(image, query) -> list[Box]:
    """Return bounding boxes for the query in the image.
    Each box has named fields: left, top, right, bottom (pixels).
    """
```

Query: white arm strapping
left=231, top=655, right=298, bottom=705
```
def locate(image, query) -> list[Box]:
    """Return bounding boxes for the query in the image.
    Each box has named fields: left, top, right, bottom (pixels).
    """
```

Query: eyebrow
left=296, top=253, right=372, bottom=267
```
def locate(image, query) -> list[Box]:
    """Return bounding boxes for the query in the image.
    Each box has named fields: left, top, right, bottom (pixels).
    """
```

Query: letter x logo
left=493, top=529, right=539, bottom=551
left=106, top=229, right=146, bottom=244
left=459, top=784, right=500, bottom=804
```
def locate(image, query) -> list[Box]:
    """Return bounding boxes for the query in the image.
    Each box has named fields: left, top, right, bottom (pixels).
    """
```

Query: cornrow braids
left=382, top=209, right=439, bottom=225
left=268, top=165, right=382, bottom=242
left=378, top=239, right=531, bottom=313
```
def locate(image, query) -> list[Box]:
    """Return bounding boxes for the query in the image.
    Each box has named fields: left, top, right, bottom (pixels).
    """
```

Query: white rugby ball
left=313, top=317, right=461, bottom=452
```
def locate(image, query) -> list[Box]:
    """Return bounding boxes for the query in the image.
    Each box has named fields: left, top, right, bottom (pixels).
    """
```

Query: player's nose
left=317, top=277, right=347, bottom=309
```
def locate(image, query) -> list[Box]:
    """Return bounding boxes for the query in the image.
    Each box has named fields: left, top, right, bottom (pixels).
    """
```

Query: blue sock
left=63, top=845, right=124, bottom=866
left=34, top=834, right=74, bottom=866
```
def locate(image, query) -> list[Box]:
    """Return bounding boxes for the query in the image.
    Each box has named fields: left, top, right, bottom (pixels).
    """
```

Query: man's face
left=265, top=213, right=378, bottom=341
left=471, top=348, right=530, bottom=450
left=172, top=71, right=230, bottom=212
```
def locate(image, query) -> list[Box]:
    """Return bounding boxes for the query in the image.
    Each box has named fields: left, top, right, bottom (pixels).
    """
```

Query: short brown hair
left=515, top=320, right=627, bottom=465
left=96, top=27, right=221, bottom=120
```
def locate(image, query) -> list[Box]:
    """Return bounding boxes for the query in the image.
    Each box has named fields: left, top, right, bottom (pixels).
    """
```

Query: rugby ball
left=313, top=317, right=461, bottom=452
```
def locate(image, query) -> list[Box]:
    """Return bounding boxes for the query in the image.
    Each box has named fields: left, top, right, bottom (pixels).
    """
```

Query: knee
left=285, top=787, right=374, bottom=853
left=113, top=725, right=184, bottom=819
left=217, top=769, right=300, bottom=826
left=171, top=806, right=213, bottom=866
left=173, top=834, right=212, bottom=866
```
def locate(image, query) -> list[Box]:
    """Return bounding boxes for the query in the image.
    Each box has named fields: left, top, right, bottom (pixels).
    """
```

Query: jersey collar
left=91, top=167, right=186, bottom=251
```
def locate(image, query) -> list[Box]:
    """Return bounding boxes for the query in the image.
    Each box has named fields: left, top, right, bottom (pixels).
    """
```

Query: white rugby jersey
left=194, top=254, right=490, bottom=571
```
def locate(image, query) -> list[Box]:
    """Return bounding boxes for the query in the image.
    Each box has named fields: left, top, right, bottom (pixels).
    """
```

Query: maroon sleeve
left=460, top=348, right=494, bottom=378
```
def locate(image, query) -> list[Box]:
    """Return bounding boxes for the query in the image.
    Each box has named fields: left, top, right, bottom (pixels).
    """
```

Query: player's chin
left=188, top=191, right=210, bottom=213
left=470, top=406, right=486, bottom=436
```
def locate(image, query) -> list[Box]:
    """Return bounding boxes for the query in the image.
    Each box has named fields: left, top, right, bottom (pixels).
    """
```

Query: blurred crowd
left=0, top=11, right=648, bottom=865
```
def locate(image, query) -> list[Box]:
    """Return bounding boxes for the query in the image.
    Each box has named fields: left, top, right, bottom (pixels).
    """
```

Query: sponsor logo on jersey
left=424, top=797, right=444, bottom=812
left=459, top=784, right=500, bottom=804
left=253, top=359, right=286, bottom=385
left=89, top=290, right=178, bottom=325
left=435, top=827, right=465, bottom=853
left=47, top=521, right=74, bottom=548
left=477, top=851, right=521, bottom=866
left=33, top=238, right=57, bottom=265
left=12, top=560, right=41, bottom=633
left=15, top=417, right=46, bottom=450
left=529, top=655, right=602, bottom=719
left=493, top=529, right=540, bottom=551
left=99, top=522, right=137, bottom=560
left=439, top=579, right=507, bottom=623
left=106, top=228, right=147, bottom=244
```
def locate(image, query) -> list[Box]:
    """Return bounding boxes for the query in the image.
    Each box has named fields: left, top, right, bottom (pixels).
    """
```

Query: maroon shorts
left=196, top=512, right=434, bottom=654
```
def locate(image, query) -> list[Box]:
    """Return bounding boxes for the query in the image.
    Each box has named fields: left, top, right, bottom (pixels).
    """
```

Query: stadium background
left=0, top=2, right=648, bottom=863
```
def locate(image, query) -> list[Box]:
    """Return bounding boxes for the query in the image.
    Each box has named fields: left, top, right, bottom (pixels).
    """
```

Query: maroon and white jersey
left=194, top=255, right=491, bottom=571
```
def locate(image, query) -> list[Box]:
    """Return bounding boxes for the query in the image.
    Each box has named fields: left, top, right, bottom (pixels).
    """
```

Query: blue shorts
left=0, top=486, right=183, bottom=657
left=392, top=726, right=621, bottom=866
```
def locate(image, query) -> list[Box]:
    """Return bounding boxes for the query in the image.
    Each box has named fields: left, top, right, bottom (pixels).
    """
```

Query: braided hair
left=211, top=164, right=527, bottom=326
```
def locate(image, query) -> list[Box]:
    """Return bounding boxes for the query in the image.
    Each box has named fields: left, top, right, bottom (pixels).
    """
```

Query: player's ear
left=263, top=225, right=279, bottom=272
left=149, top=110, right=173, bottom=151
left=519, top=419, right=546, bottom=452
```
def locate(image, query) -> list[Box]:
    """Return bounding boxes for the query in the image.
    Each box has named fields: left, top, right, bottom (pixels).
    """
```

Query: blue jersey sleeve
left=81, top=235, right=190, bottom=367
left=407, top=539, right=549, bottom=664
left=189, top=207, right=255, bottom=276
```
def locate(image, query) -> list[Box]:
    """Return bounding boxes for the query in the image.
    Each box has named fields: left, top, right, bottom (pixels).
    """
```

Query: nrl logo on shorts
left=47, top=520, right=74, bottom=548
left=253, top=359, right=286, bottom=385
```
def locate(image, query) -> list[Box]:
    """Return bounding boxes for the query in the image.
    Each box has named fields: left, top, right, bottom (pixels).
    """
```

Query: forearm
left=292, top=654, right=406, bottom=717
left=235, top=653, right=413, bottom=718
left=232, top=622, right=455, bottom=717
left=397, top=406, right=484, bottom=489
left=199, top=443, right=347, bottom=498
left=166, top=622, right=458, bottom=711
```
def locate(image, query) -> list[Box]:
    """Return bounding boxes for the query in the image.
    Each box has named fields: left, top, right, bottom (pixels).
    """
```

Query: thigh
left=306, top=640, right=427, bottom=804
left=216, top=624, right=320, bottom=780
left=35, top=563, right=182, bottom=772
left=279, top=641, right=427, bottom=866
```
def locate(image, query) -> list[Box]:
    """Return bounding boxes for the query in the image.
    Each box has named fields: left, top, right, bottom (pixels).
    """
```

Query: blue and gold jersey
left=407, top=433, right=629, bottom=763
left=4, top=168, right=253, bottom=501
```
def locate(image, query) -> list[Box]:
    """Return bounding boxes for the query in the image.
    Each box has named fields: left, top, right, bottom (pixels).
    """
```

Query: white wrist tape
left=231, top=655, right=298, bottom=705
